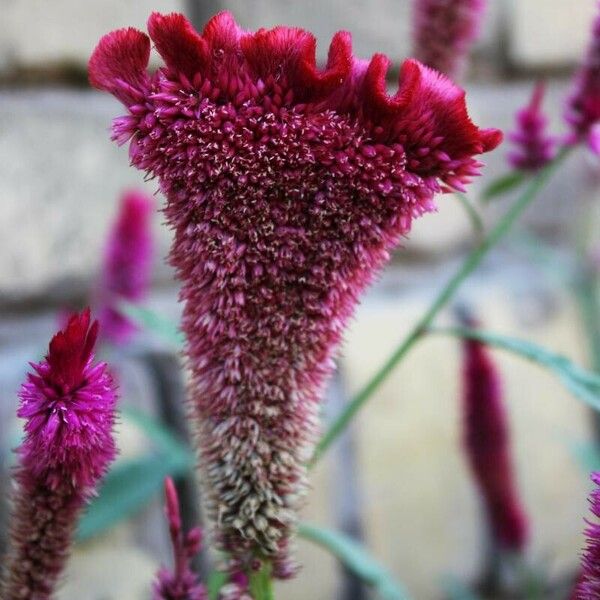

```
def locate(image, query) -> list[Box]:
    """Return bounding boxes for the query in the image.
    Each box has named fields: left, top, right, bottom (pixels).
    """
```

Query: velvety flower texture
left=89, top=11, right=501, bottom=570
left=462, top=329, right=528, bottom=551
left=508, top=82, right=556, bottom=172
left=566, top=2, right=600, bottom=155
left=97, top=189, right=154, bottom=345
left=412, top=0, right=486, bottom=78
left=153, top=478, right=207, bottom=600
left=577, top=472, right=600, bottom=599
left=2, top=310, right=117, bottom=599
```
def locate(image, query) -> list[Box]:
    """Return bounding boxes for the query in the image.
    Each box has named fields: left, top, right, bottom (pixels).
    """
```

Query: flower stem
left=249, top=561, right=275, bottom=600
left=310, top=148, right=571, bottom=467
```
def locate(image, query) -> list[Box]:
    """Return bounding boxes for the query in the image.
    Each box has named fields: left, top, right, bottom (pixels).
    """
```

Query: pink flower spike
left=90, top=12, right=501, bottom=571
left=153, top=478, right=207, bottom=600
left=508, top=82, right=556, bottom=172
left=1, top=309, right=117, bottom=600
left=96, top=189, right=154, bottom=345
left=412, top=0, right=487, bottom=79
left=576, top=472, right=600, bottom=599
left=565, top=3, right=600, bottom=151
left=461, top=321, right=528, bottom=552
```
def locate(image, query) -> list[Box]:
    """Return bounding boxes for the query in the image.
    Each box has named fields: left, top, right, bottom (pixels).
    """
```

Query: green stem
left=248, top=560, right=275, bottom=600
left=310, top=149, right=570, bottom=467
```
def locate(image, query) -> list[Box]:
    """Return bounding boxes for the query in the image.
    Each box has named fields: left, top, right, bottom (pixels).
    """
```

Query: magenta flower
left=2, top=309, right=117, bottom=599
left=461, top=327, right=528, bottom=551
left=577, top=472, right=600, bottom=599
left=412, top=0, right=487, bottom=79
left=96, top=189, right=154, bottom=345
left=566, top=3, right=600, bottom=155
left=153, top=477, right=207, bottom=600
left=89, top=11, right=501, bottom=571
left=508, top=82, right=556, bottom=172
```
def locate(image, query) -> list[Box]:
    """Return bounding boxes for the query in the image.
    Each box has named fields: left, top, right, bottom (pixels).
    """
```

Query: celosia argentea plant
left=1, top=310, right=117, bottom=599
left=89, top=10, right=501, bottom=591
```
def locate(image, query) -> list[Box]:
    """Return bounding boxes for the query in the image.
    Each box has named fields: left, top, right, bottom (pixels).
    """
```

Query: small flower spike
left=1, top=309, right=117, bottom=599
left=565, top=3, right=600, bottom=155
left=90, top=12, right=501, bottom=574
left=412, top=0, right=487, bottom=78
left=576, top=472, right=600, bottom=599
left=508, top=82, right=556, bottom=172
left=153, top=478, right=207, bottom=600
left=461, top=321, right=528, bottom=551
left=97, top=189, right=154, bottom=345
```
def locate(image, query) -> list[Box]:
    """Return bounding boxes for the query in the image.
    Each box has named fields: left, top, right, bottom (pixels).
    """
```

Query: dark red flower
left=461, top=327, right=528, bottom=551
left=90, top=11, right=501, bottom=571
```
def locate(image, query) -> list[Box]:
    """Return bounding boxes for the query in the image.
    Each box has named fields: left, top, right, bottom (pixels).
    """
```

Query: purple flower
left=153, top=478, right=207, bottom=600
left=566, top=3, right=600, bottom=155
left=96, top=189, right=154, bottom=345
left=1, top=309, right=117, bottom=599
left=412, top=0, right=487, bottom=79
left=89, top=11, right=501, bottom=571
left=577, top=472, right=600, bottom=599
left=462, top=326, right=528, bottom=551
left=508, top=82, right=556, bottom=172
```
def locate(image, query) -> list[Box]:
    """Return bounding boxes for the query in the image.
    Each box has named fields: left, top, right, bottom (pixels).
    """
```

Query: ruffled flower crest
left=89, top=11, right=501, bottom=572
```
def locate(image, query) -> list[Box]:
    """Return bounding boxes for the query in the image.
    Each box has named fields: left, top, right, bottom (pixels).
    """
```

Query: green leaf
left=249, top=561, right=274, bottom=600
left=454, top=193, right=485, bottom=239
left=77, top=408, right=194, bottom=541
left=298, top=523, right=411, bottom=600
left=207, top=570, right=229, bottom=600
left=439, top=576, right=481, bottom=600
left=482, top=171, right=527, bottom=202
left=117, top=300, right=184, bottom=347
left=570, top=439, right=600, bottom=473
left=431, top=326, right=600, bottom=411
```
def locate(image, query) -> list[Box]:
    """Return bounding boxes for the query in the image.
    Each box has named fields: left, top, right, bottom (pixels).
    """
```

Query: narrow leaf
left=117, top=300, right=184, bottom=347
left=482, top=171, right=526, bottom=202
left=432, top=326, right=600, bottom=411
left=439, top=576, right=481, bottom=600
left=207, top=571, right=229, bottom=600
left=298, top=523, right=411, bottom=600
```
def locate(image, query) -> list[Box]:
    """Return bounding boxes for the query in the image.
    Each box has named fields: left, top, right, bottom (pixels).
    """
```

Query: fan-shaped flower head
left=97, top=189, right=154, bottom=345
left=566, top=2, right=600, bottom=155
left=412, top=0, right=487, bottom=79
left=461, top=321, right=528, bottom=552
left=508, top=82, right=556, bottom=172
left=89, top=11, right=501, bottom=573
left=2, top=309, right=117, bottom=599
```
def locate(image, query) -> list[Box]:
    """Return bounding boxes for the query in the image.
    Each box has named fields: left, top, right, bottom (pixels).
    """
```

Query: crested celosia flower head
left=412, top=0, right=487, bottom=79
left=461, top=322, right=528, bottom=551
left=566, top=2, right=600, bottom=155
left=508, top=82, right=556, bottom=172
left=2, top=309, right=117, bottom=599
left=97, top=189, right=154, bottom=345
left=577, top=472, right=600, bottom=599
left=153, top=478, right=207, bottom=600
left=89, top=11, right=501, bottom=572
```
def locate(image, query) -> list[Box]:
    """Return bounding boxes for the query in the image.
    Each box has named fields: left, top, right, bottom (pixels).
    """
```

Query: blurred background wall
left=0, top=1, right=599, bottom=599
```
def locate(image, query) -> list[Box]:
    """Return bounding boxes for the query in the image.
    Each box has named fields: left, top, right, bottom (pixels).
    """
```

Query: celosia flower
left=89, top=11, right=501, bottom=573
left=412, top=0, right=486, bottom=79
left=2, top=309, right=117, bottom=599
left=577, top=472, right=600, bottom=599
left=96, top=189, right=154, bottom=345
left=508, top=82, right=556, bottom=172
left=565, top=3, right=600, bottom=155
left=461, top=323, right=528, bottom=551
left=153, top=477, right=207, bottom=600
